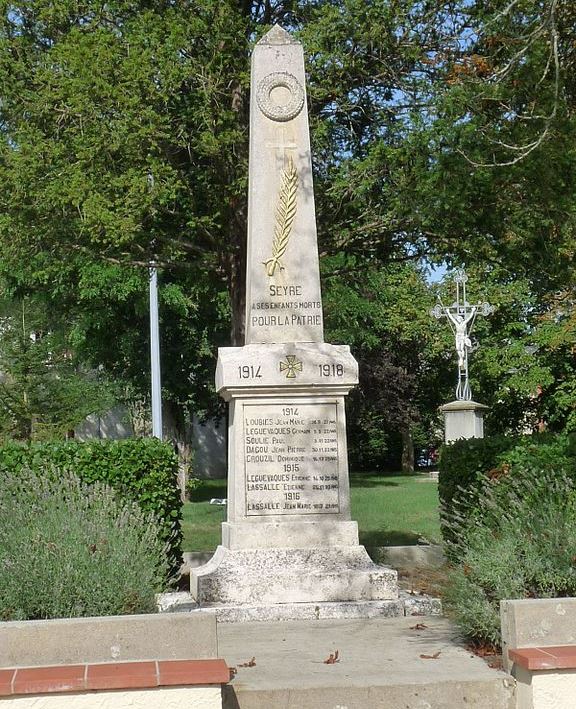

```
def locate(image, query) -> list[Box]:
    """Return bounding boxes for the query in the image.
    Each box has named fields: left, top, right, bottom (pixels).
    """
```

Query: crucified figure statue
left=446, top=307, right=477, bottom=369
left=430, top=269, right=493, bottom=401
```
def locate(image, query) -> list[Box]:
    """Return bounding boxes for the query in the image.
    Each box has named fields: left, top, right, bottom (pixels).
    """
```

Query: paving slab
left=219, top=616, right=516, bottom=709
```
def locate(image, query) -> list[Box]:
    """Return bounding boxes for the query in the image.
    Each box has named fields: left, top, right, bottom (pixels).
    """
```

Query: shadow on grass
left=350, top=477, right=401, bottom=488
left=189, top=481, right=227, bottom=503
left=360, top=529, right=425, bottom=547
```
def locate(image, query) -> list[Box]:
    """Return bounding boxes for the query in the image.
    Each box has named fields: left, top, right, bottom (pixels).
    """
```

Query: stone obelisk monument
left=190, top=26, right=399, bottom=620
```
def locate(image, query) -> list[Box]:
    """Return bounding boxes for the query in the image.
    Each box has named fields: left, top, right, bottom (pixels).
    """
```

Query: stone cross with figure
left=431, top=269, right=494, bottom=401
left=189, top=25, right=403, bottom=620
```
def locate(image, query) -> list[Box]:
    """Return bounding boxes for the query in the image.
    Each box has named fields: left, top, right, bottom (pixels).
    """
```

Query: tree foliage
left=0, top=296, right=115, bottom=440
left=0, top=0, right=574, bottom=447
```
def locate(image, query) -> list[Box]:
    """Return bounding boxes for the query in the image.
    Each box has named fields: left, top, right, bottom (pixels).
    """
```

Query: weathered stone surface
left=196, top=599, right=405, bottom=623
left=245, top=25, right=323, bottom=345
left=192, top=546, right=397, bottom=605
left=224, top=394, right=353, bottom=526
left=441, top=399, right=488, bottom=442
left=158, top=593, right=441, bottom=622
left=0, top=613, right=217, bottom=667
left=400, top=591, right=443, bottom=617
left=221, top=519, right=359, bottom=550
left=191, top=25, right=401, bottom=615
left=219, top=617, right=516, bottom=708
left=223, top=679, right=515, bottom=708
left=215, top=342, right=358, bottom=395
left=501, top=598, right=576, bottom=672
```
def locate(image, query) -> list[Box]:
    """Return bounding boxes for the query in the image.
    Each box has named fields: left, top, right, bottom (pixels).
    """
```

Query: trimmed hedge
left=439, top=431, right=576, bottom=548
left=438, top=434, right=517, bottom=544
left=0, top=439, right=182, bottom=578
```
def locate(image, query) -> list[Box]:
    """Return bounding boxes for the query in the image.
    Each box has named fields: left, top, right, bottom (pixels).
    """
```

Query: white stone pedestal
left=191, top=546, right=398, bottom=606
left=440, top=400, right=489, bottom=443
left=189, top=342, right=399, bottom=615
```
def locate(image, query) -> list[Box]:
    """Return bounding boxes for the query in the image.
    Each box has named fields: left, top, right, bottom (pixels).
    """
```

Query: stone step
left=223, top=677, right=515, bottom=709
left=158, top=592, right=441, bottom=622
left=218, top=616, right=516, bottom=709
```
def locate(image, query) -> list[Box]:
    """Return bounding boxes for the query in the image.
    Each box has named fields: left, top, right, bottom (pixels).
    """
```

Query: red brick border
left=0, top=659, right=229, bottom=697
left=509, top=646, right=576, bottom=671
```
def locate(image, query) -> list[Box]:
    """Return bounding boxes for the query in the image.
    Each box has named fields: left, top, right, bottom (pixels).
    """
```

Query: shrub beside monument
left=439, top=432, right=576, bottom=545
left=441, top=431, right=576, bottom=649
left=0, top=438, right=183, bottom=576
left=0, top=467, right=169, bottom=620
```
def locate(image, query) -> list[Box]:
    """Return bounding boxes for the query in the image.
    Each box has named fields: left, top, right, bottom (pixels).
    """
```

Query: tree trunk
left=162, top=402, right=194, bottom=503
left=400, top=426, right=414, bottom=474
left=227, top=78, right=248, bottom=347
left=227, top=235, right=246, bottom=346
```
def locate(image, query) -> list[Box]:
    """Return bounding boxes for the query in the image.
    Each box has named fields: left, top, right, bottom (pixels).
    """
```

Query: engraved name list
left=243, top=402, right=340, bottom=516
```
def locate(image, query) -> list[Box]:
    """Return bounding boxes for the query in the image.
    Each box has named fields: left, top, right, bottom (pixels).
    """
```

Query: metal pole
left=149, top=265, right=162, bottom=438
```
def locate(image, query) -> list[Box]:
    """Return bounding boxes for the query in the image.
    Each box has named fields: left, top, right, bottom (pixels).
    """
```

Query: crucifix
left=431, top=269, right=494, bottom=401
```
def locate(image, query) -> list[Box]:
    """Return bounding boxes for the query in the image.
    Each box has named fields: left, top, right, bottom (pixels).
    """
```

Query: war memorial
left=189, top=25, right=420, bottom=620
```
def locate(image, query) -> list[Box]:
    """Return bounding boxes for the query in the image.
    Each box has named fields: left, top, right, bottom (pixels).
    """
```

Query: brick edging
left=509, top=646, right=576, bottom=671
left=0, top=659, right=229, bottom=697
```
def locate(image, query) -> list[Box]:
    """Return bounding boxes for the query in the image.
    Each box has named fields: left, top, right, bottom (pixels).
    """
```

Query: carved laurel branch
left=263, top=157, right=298, bottom=277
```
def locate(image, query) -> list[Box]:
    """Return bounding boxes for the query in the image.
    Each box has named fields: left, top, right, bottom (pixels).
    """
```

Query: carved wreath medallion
left=256, top=72, right=304, bottom=122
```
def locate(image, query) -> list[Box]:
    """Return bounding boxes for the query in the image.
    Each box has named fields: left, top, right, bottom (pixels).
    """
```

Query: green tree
left=0, top=0, right=463, bottom=446
left=1, top=0, right=574, bottom=452
left=0, top=297, right=115, bottom=440
left=324, top=261, right=452, bottom=471
left=414, top=0, right=576, bottom=436
left=430, top=266, right=576, bottom=437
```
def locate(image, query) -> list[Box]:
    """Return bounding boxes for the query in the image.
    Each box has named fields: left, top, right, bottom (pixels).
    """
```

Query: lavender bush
left=0, top=466, right=169, bottom=620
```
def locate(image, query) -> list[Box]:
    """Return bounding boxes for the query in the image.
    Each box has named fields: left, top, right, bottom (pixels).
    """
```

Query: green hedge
left=0, top=439, right=182, bottom=578
left=438, top=434, right=517, bottom=544
left=439, top=431, right=576, bottom=552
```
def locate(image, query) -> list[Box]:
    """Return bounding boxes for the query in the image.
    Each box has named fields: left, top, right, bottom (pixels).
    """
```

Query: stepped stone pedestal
left=190, top=25, right=401, bottom=620
left=190, top=343, right=398, bottom=613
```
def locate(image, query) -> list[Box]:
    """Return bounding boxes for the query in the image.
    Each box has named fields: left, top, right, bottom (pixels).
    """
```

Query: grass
left=351, top=473, right=440, bottom=547
left=181, top=474, right=441, bottom=552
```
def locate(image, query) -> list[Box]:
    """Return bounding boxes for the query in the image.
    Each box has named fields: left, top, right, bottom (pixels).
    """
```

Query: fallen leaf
left=323, top=649, right=340, bottom=664
left=409, top=623, right=428, bottom=631
left=420, top=651, right=441, bottom=659
left=238, top=657, right=256, bottom=668
left=466, top=643, right=499, bottom=658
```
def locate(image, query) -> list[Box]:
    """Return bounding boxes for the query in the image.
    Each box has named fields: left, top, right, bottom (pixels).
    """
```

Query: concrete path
left=219, top=616, right=516, bottom=709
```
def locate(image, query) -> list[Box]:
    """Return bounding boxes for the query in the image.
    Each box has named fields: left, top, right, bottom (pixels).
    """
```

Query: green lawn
left=181, top=474, right=441, bottom=551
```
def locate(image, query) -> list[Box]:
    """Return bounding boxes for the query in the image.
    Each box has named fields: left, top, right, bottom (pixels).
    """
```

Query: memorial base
left=440, top=400, right=489, bottom=443
left=190, top=545, right=398, bottom=606
left=160, top=593, right=441, bottom=622
left=197, top=340, right=402, bottom=618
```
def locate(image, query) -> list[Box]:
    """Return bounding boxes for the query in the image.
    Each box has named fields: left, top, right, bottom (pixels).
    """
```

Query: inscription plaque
left=248, top=283, right=323, bottom=338
left=243, top=401, right=340, bottom=516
